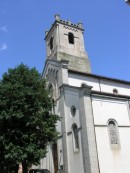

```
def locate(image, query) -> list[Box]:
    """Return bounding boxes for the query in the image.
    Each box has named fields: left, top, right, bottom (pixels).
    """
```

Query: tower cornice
left=45, top=14, right=84, bottom=40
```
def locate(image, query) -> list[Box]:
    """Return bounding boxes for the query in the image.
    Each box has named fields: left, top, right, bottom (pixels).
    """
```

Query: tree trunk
left=22, top=161, right=28, bottom=173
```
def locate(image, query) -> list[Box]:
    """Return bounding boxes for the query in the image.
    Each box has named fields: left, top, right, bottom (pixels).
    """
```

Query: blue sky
left=0, top=0, right=130, bottom=81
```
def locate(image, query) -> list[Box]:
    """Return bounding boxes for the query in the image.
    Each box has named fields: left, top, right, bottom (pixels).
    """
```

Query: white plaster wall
left=68, top=73, right=130, bottom=96
left=100, top=80, right=130, bottom=96
left=92, top=97, right=130, bottom=173
left=95, top=127, right=130, bottom=173
left=68, top=73, right=100, bottom=91
left=92, top=97, right=130, bottom=126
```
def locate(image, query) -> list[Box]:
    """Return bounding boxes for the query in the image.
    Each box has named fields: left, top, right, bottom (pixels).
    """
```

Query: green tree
left=0, top=64, right=59, bottom=173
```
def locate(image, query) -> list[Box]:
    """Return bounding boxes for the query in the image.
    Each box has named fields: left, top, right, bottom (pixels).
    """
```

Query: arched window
left=68, top=32, right=74, bottom=44
left=55, top=70, right=58, bottom=80
left=108, top=119, right=120, bottom=148
left=72, top=124, right=79, bottom=151
left=52, top=98, right=55, bottom=114
left=48, top=83, right=53, bottom=97
left=50, top=37, right=53, bottom=50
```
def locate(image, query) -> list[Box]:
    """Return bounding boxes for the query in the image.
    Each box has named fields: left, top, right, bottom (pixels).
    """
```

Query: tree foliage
left=0, top=64, right=59, bottom=173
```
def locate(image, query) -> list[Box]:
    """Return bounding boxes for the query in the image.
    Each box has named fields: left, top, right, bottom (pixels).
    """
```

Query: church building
left=38, top=15, right=130, bottom=173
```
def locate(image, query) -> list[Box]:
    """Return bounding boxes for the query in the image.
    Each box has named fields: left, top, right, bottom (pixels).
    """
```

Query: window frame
left=48, top=83, right=53, bottom=97
left=107, top=119, right=120, bottom=149
left=72, top=123, right=79, bottom=152
left=68, top=32, right=74, bottom=44
left=70, top=106, right=76, bottom=117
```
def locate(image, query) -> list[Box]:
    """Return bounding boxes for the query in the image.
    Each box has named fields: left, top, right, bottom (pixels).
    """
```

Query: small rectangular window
left=68, top=32, right=74, bottom=44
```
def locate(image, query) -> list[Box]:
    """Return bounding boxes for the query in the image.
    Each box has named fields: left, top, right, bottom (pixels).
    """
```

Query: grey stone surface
left=45, top=16, right=91, bottom=74
left=79, top=85, right=99, bottom=173
left=38, top=15, right=130, bottom=173
left=59, top=92, right=69, bottom=173
left=57, top=52, right=91, bottom=73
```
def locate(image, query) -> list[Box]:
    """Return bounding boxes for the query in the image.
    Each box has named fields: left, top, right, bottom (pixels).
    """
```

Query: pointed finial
left=55, top=14, right=60, bottom=21
left=125, top=0, right=130, bottom=5
left=67, top=19, right=71, bottom=25
left=45, top=31, right=48, bottom=36
left=78, top=22, right=83, bottom=29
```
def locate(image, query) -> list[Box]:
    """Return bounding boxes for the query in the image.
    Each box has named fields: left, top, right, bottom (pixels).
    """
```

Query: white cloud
left=0, top=43, right=7, bottom=51
left=0, top=26, right=8, bottom=33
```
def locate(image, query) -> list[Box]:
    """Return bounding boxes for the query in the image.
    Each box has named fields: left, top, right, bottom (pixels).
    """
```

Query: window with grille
left=108, top=119, right=120, bottom=149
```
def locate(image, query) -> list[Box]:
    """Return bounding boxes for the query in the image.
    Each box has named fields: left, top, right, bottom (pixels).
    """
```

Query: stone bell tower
left=45, top=14, right=91, bottom=73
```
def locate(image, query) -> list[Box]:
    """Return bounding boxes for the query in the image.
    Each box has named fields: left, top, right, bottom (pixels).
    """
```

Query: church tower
left=40, top=15, right=130, bottom=173
left=45, top=14, right=91, bottom=73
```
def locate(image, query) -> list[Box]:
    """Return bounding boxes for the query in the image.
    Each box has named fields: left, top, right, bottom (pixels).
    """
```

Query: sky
left=0, top=0, right=130, bottom=81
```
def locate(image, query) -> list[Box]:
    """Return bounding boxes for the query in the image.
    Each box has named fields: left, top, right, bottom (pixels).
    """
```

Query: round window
left=71, top=106, right=76, bottom=117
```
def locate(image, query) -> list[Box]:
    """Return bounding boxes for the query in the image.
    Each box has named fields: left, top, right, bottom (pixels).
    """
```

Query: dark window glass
left=71, top=106, right=76, bottom=117
left=50, top=37, right=53, bottom=49
left=68, top=32, right=74, bottom=44
left=73, top=124, right=79, bottom=149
